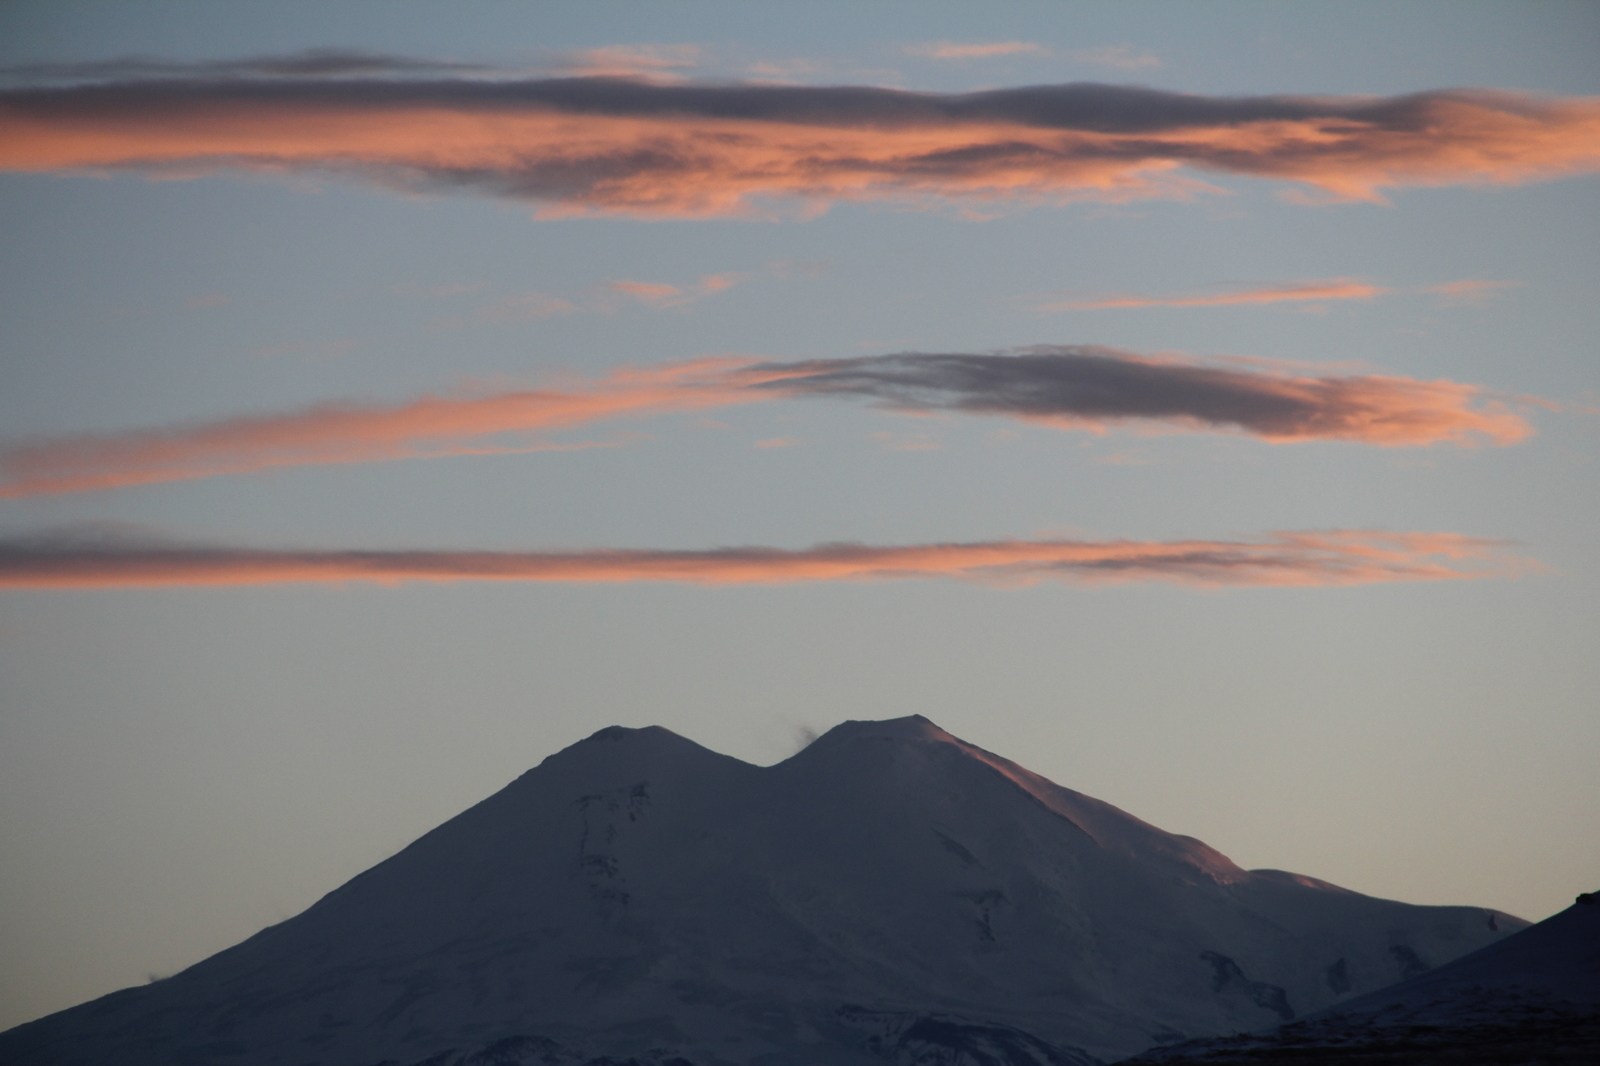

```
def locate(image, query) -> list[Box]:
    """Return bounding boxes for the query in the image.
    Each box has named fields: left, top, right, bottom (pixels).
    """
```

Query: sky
left=1, top=0, right=1598, bottom=1033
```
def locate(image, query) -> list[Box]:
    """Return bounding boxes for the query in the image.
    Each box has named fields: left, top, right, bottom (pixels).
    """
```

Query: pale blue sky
left=2, top=0, right=1597, bottom=1031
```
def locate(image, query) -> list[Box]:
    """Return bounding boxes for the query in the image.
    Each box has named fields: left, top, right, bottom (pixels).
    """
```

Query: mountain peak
left=581, top=723, right=680, bottom=744
left=525, top=720, right=748, bottom=786
left=815, top=713, right=957, bottom=744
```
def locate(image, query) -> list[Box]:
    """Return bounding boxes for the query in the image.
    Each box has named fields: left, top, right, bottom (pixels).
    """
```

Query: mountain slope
left=1126, top=893, right=1600, bottom=1063
left=0, top=716, right=1526, bottom=1066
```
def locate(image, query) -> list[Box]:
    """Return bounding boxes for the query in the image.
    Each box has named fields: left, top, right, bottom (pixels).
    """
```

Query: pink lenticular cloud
left=3, top=77, right=1598, bottom=216
left=1039, top=279, right=1389, bottom=311
left=0, top=358, right=770, bottom=497
left=0, top=529, right=1530, bottom=590
left=0, top=347, right=1533, bottom=498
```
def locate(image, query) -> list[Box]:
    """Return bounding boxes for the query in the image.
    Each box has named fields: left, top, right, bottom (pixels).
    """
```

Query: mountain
left=1128, top=892, right=1600, bottom=1064
left=0, top=716, right=1527, bottom=1066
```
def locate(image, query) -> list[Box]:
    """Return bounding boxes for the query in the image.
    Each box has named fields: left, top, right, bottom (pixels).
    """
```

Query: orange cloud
left=0, top=348, right=1531, bottom=497
left=3, top=78, right=1597, bottom=215
left=1425, top=279, right=1524, bottom=305
left=1039, top=279, right=1389, bottom=311
left=697, top=272, right=742, bottom=293
left=609, top=279, right=684, bottom=304
left=0, top=529, right=1529, bottom=590
left=1036, top=277, right=1529, bottom=312
left=901, top=43, right=1159, bottom=71
left=905, top=42, right=1050, bottom=60
left=608, top=272, right=744, bottom=308
left=547, top=45, right=701, bottom=79
left=0, top=358, right=771, bottom=497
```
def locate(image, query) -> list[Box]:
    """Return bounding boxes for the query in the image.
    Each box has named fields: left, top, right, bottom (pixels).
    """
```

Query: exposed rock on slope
left=1125, top=891, right=1600, bottom=1064
left=0, top=716, right=1526, bottom=1066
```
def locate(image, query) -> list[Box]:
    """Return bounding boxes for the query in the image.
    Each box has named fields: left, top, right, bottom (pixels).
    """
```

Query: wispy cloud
left=607, top=272, right=745, bottom=308
left=903, top=42, right=1158, bottom=70
left=4, top=75, right=1596, bottom=215
left=905, top=42, right=1050, bottom=60
left=544, top=45, right=701, bottom=79
left=0, top=347, right=1531, bottom=497
left=1068, top=45, right=1161, bottom=71
left=1038, top=279, right=1389, bottom=311
left=0, top=527, right=1530, bottom=590
left=609, top=280, right=682, bottom=304
left=0, top=358, right=758, bottom=497
left=424, top=270, right=745, bottom=325
left=1033, top=277, right=1525, bottom=312
left=1424, top=279, right=1525, bottom=306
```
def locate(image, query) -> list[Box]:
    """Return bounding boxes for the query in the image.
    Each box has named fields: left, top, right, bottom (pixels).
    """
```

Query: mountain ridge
left=0, top=715, right=1528, bottom=1066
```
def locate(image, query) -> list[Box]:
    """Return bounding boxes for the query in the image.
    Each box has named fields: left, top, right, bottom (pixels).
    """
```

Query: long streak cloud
left=0, top=358, right=759, bottom=497
left=0, top=529, right=1527, bottom=590
left=0, top=348, right=1528, bottom=497
left=3, top=74, right=1598, bottom=214
left=1040, top=279, right=1389, bottom=310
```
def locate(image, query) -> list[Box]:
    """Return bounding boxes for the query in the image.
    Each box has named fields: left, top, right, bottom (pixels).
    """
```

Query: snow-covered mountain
left=0, top=716, right=1526, bottom=1066
left=1129, top=891, right=1599, bottom=1063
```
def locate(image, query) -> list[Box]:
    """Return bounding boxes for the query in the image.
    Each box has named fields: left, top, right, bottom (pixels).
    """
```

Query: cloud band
left=0, top=358, right=759, bottom=497
left=747, top=347, right=1529, bottom=445
left=1039, top=279, right=1390, bottom=311
left=3, top=75, right=1598, bottom=214
left=0, top=348, right=1528, bottom=497
left=0, top=529, right=1527, bottom=590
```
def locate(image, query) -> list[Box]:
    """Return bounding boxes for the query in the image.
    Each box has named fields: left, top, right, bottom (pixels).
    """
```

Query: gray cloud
left=0, top=49, right=499, bottom=83
left=0, top=73, right=1546, bottom=128
left=0, top=525, right=1525, bottom=590
left=748, top=347, right=1528, bottom=445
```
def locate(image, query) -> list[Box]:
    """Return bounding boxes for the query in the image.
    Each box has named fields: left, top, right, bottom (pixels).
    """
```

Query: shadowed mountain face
left=1127, top=893, right=1600, bottom=1064
left=0, top=716, right=1526, bottom=1066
